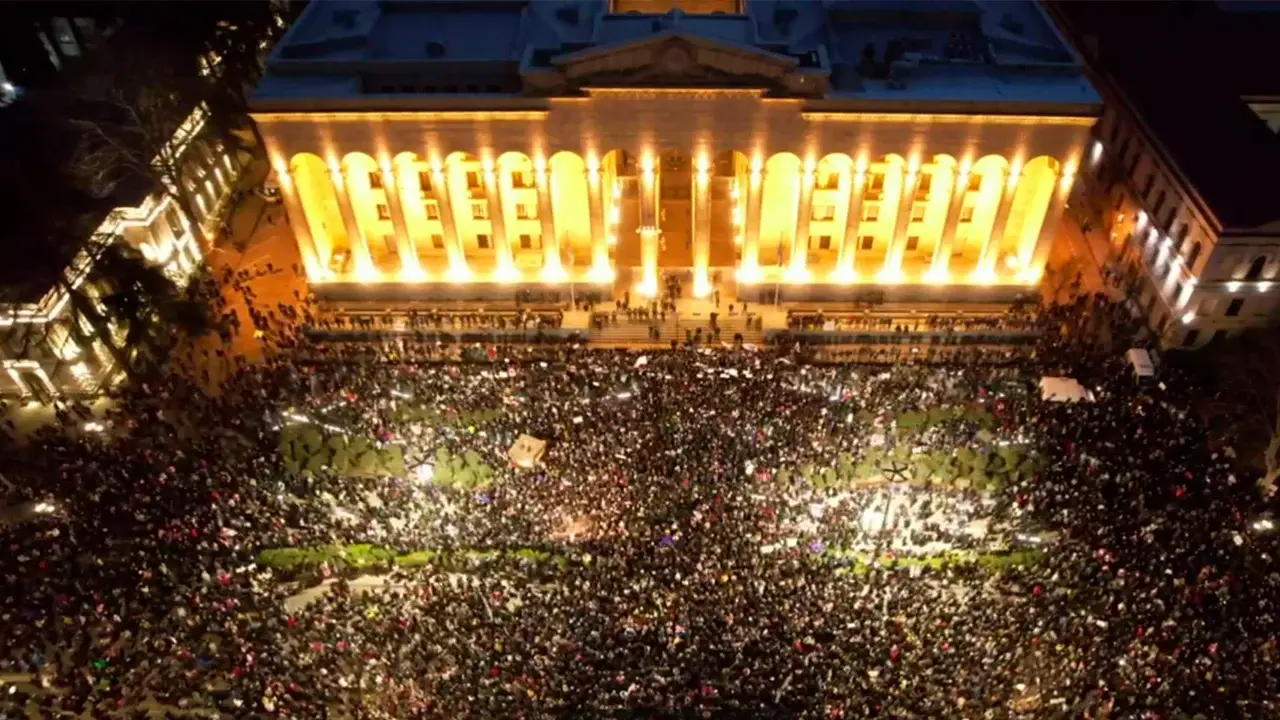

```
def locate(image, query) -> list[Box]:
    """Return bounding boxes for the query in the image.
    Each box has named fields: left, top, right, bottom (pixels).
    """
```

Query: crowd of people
left=0, top=290, right=1277, bottom=719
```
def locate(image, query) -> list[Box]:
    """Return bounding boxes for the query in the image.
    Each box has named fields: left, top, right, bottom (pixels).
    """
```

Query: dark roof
left=1054, top=2, right=1280, bottom=231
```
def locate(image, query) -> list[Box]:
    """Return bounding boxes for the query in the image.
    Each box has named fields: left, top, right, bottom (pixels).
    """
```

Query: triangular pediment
left=552, top=32, right=799, bottom=88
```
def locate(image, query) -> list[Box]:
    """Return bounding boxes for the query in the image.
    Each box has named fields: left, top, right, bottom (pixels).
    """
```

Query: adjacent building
left=1051, top=2, right=1280, bottom=348
left=252, top=0, right=1099, bottom=305
left=0, top=106, right=242, bottom=400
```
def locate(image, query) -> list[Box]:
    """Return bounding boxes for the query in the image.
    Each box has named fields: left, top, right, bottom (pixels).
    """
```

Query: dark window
left=859, top=236, right=874, bottom=250
left=477, top=234, right=491, bottom=249
left=401, top=85, right=415, bottom=93
left=368, top=171, right=383, bottom=189
left=816, top=235, right=831, bottom=250
left=967, top=174, right=981, bottom=192
left=1185, top=241, right=1202, bottom=269
left=1211, top=329, right=1227, bottom=344
left=1181, top=329, right=1200, bottom=347
left=1226, top=298, right=1244, bottom=317
left=418, top=171, right=432, bottom=192
left=426, top=204, right=440, bottom=220
left=466, top=171, right=481, bottom=188
left=519, top=234, right=533, bottom=249
left=431, top=234, right=444, bottom=249
left=915, top=174, right=932, bottom=197
left=1141, top=173, right=1156, bottom=199
left=1152, top=191, right=1166, bottom=222
left=905, top=236, right=920, bottom=251
left=1245, top=256, right=1267, bottom=281
left=376, top=204, right=391, bottom=220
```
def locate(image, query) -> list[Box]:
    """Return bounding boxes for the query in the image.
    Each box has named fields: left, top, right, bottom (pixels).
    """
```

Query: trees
left=1194, top=327, right=1280, bottom=494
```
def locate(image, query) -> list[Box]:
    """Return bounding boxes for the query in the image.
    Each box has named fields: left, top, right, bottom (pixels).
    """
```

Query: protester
left=0, top=289, right=1276, bottom=719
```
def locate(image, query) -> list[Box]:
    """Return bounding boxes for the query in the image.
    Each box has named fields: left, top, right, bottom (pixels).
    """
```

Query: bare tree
left=1197, top=327, right=1280, bottom=494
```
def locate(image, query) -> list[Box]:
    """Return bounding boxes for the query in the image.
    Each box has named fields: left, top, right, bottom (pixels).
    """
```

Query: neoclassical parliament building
left=252, top=0, right=1100, bottom=305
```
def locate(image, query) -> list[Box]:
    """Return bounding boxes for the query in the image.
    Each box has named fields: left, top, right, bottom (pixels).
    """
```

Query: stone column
left=534, top=165, right=562, bottom=278
left=334, top=166, right=374, bottom=278
left=639, top=157, right=659, bottom=295
left=930, top=167, right=969, bottom=279
left=1025, top=171, right=1070, bottom=283
left=277, top=168, right=323, bottom=279
left=586, top=167, right=609, bottom=278
left=483, top=165, right=516, bottom=278
left=791, top=166, right=815, bottom=278
left=381, top=164, right=421, bottom=278
left=430, top=166, right=468, bottom=278
left=977, top=170, right=1019, bottom=278
left=882, top=167, right=919, bottom=279
left=741, top=165, right=764, bottom=280
left=693, top=161, right=712, bottom=297
left=835, top=169, right=865, bottom=280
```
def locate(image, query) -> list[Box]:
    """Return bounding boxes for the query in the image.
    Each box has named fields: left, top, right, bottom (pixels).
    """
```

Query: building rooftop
left=254, top=0, right=1097, bottom=112
left=1052, top=1, right=1280, bottom=232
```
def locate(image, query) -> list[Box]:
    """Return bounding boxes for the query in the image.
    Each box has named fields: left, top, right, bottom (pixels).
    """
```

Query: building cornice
left=251, top=110, right=551, bottom=124
left=802, top=111, right=1096, bottom=126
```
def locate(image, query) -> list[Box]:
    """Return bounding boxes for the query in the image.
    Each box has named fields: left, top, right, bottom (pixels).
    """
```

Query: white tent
left=1126, top=348, right=1155, bottom=378
left=508, top=434, right=547, bottom=468
left=1038, top=376, right=1094, bottom=403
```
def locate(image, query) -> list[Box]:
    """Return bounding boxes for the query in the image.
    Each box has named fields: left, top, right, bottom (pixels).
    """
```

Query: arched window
left=1245, top=256, right=1267, bottom=281
left=1185, top=241, right=1202, bottom=270
left=1173, top=222, right=1189, bottom=254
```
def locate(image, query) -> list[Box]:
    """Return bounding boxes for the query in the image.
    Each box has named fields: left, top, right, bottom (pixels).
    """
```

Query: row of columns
left=278, top=158, right=614, bottom=283
left=737, top=161, right=1070, bottom=283
left=280, top=151, right=1069, bottom=287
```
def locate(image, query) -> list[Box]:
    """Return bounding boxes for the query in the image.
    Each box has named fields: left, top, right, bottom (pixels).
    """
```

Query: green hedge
left=430, top=446, right=496, bottom=491
left=258, top=544, right=563, bottom=572
left=279, top=425, right=407, bottom=478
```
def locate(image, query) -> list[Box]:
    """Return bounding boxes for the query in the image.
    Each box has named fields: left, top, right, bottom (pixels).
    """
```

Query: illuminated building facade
left=254, top=0, right=1098, bottom=303
left=0, top=105, right=240, bottom=400
left=1050, top=2, right=1280, bottom=349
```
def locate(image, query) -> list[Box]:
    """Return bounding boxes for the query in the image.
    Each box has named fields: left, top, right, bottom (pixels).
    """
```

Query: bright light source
left=33, top=502, right=56, bottom=514
left=1181, top=311, right=1196, bottom=325
left=390, top=389, right=412, bottom=399
left=1258, top=282, right=1272, bottom=293
left=1253, top=518, right=1274, bottom=532
left=1090, top=140, right=1103, bottom=165
left=83, top=421, right=105, bottom=433
left=1227, top=281, right=1242, bottom=292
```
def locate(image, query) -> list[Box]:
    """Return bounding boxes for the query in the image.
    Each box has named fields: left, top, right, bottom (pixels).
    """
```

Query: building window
left=1226, top=298, right=1244, bottom=317
left=418, top=171, right=433, bottom=193
left=1152, top=191, right=1166, bottom=222
left=910, top=203, right=926, bottom=222
left=905, top=236, right=919, bottom=251
left=472, top=203, right=488, bottom=220
left=425, top=203, right=440, bottom=220
left=812, top=205, right=834, bottom=221
left=1181, top=329, right=1200, bottom=348
left=516, top=204, right=534, bottom=220
left=1156, top=313, right=1168, bottom=334
left=165, top=207, right=185, bottom=240
left=859, top=236, right=874, bottom=250
left=519, top=234, right=535, bottom=249
left=820, top=174, right=840, bottom=190
left=369, top=171, right=383, bottom=189
left=1211, top=329, right=1227, bottom=344
left=959, top=206, right=974, bottom=223
left=967, top=174, right=982, bottom=192
left=511, top=172, right=532, bottom=189
left=431, top=234, right=444, bottom=249
left=466, top=171, right=481, bottom=188
left=1244, top=256, right=1267, bottom=281
left=1141, top=173, right=1156, bottom=200
left=867, top=174, right=885, bottom=198
left=377, top=204, right=391, bottom=220
left=915, top=174, right=932, bottom=197
left=1185, top=242, right=1202, bottom=269
left=816, top=235, right=832, bottom=250
left=862, top=204, right=879, bottom=222
left=477, top=234, right=491, bottom=249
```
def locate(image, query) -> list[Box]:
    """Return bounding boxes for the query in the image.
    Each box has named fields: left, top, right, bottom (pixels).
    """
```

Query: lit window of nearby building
left=910, top=203, right=925, bottom=222
left=418, top=171, right=433, bottom=192
left=862, top=204, right=879, bottom=222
